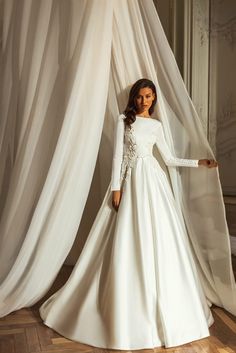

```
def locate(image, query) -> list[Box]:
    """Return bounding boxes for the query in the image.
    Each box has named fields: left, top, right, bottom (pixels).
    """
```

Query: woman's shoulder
left=150, top=117, right=161, bottom=124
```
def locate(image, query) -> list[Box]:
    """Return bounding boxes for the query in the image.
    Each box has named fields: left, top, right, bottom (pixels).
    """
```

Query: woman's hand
left=112, top=190, right=122, bottom=212
left=198, top=159, right=218, bottom=168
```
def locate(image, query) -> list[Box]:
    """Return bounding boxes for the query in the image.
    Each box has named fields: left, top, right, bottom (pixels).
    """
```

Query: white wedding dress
left=39, top=114, right=214, bottom=350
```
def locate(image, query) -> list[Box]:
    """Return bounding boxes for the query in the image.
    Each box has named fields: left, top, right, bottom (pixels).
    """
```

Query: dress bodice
left=110, top=114, right=199, bottom=191
left=123, top=116, right=157, bottom=158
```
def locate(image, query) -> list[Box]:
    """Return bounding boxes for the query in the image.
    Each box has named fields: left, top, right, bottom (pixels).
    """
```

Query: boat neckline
left=121, top=113, right=157, bottom=121
left=135, top=115, right=154, bottom=120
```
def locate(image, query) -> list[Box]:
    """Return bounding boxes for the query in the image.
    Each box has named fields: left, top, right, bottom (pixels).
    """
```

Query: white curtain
left=0, top=0, right=235, bottom=317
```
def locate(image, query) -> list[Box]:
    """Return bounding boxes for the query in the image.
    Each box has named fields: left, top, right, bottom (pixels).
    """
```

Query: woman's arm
left=110, top=114, right=125, bottom=191
left=155, top=122, right=199, bottom=167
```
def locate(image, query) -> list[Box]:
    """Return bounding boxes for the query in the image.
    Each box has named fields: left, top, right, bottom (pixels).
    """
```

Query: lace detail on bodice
left=120, top=124, right=137, bottom=182
left=110, top=114, right=199, bottom=191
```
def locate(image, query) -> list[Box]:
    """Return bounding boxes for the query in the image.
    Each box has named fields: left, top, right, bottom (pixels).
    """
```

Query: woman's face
left=135, top=87, right=155, bottom=114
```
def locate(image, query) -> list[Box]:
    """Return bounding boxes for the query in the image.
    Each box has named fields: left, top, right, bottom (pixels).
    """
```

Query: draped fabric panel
left=0, top=0, right=235, bottom=317
left=0, top=0, right=113, bottom=313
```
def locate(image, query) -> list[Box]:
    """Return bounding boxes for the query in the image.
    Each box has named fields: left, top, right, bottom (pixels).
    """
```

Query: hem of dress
left=40, top=318, right=211, bottom=351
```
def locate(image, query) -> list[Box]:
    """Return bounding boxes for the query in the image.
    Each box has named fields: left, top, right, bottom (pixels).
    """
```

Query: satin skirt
left=39, top=155, right=214, bottom=350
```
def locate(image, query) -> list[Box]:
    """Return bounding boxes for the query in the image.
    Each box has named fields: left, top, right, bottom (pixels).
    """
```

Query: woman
left=39, top=78, right=218, bottom=350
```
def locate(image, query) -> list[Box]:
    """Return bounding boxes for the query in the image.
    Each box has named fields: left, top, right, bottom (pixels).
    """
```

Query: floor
left=0, top=257, right=235, bottom=353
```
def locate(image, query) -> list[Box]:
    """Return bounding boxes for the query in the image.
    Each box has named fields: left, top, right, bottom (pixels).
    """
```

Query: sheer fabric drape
left=0, top=0, right=113, bottom=313
left=0, top=0, right=235, bottom=317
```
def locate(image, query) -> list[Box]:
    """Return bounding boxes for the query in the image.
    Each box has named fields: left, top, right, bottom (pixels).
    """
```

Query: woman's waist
left=122, top=153, right=155, bottom=166
left=123, top=145, right=154, bottom=157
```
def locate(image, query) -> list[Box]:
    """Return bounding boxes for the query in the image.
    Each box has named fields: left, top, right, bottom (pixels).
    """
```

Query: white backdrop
left=0, top=0, right=235, bottom=317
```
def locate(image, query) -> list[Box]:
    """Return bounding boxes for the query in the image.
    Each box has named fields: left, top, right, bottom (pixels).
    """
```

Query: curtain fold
left=0, top=0, right=235, bottom=318
left=0, top=0, right=113, bottom=315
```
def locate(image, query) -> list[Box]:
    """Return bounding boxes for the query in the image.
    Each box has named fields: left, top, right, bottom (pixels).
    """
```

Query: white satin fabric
left=110, top=114, right=199, bottom=191
left=0, top=0, right=235, bottom=321
left=40, top=115, right=214, bottom=349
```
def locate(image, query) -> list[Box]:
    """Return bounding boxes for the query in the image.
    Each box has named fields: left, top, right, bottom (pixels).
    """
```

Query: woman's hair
left=122, top=78, right=157, bottom=126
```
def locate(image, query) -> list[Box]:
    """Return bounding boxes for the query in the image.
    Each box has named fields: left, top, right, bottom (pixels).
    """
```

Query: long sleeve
left=155, top=122, right=199, bottom=167
left=110, top=114, right=125, bottom=191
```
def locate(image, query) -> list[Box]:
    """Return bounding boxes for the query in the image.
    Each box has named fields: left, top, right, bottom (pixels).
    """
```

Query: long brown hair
left=123, top=78, right=157, bottom=126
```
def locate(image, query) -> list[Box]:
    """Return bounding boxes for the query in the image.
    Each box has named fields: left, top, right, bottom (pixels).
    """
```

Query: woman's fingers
left=199, top=158, right=218, bottom=168
left=208, top=159, right=218, bottom=168
left=112, top=200, right=119, bottom=211
left=112, top=191, right=122, bottom=212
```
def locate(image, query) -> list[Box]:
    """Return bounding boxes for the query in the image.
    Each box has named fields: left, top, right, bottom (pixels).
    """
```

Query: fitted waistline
left=121, top=153, right=155, bottom=181
left=136, top=154, right=153, bottom=158
left=123, top=152, right=154, bottom=159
